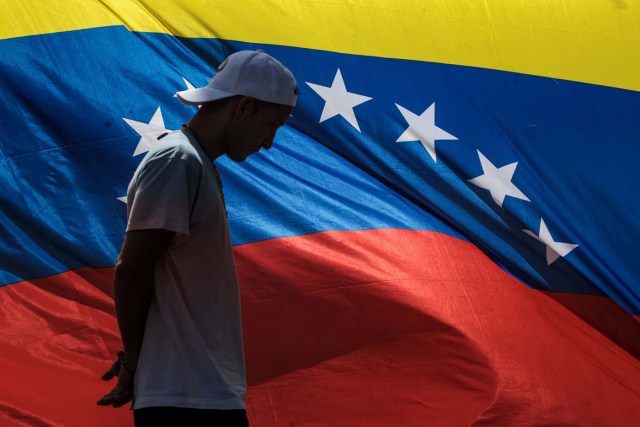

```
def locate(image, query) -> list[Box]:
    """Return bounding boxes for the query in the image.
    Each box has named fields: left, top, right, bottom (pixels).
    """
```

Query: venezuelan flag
left=1, top=1, right=639, bottom=426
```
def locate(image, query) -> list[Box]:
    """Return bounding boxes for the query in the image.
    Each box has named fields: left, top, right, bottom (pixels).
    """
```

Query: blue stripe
left=0, top=27, right=638, bottom=313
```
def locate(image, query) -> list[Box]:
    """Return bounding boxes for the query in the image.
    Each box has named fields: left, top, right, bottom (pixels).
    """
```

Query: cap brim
left=175, top=86, right=235, bottom=106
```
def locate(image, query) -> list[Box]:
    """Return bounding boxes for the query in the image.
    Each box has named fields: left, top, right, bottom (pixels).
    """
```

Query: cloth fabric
left=126, top=130, right=246, bottom=410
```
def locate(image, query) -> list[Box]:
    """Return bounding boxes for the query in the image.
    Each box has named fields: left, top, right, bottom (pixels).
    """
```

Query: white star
left=468, top=150, right=530, bottom=208
left=117, top=196, right=127, bottom=204
left=123, top=107, right=170, bottom=156
left=306, top=69, right=372, bottom=132
left=523, top=218, right=579, bottom=265
left=395, top=102, right=457, bottom=162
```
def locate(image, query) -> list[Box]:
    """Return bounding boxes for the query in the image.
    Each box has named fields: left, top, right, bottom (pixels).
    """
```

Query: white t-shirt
left=126, top=130, right=246, bottom=410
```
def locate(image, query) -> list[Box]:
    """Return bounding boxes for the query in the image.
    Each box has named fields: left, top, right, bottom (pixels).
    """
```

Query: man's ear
left=232, top=96, right=255, bottom=120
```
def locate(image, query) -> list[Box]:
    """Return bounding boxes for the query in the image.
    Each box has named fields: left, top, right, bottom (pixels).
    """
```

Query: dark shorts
left=133, top=406, right=249, bottom=427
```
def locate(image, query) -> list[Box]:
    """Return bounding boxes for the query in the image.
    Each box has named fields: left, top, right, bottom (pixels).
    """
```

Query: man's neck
left=183, top=121, right=225, bottom=161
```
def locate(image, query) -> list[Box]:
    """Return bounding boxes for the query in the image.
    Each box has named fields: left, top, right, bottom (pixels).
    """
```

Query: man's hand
left=97, top=351, right=135, bottom=408
left=100, top=350, right=124, bottom=381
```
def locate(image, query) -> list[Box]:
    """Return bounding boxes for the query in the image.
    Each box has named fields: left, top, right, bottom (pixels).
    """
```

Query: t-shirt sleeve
left=127, top=156, right=196, bottom=239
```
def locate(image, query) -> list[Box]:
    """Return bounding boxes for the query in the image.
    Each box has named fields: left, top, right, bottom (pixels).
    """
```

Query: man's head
left=176, top=50, right=298, bottom=107
left=177, top=50, right=297, bottom=162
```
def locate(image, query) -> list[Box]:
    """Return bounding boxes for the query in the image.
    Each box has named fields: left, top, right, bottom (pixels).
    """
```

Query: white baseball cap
left=176, top=50, right=298, bottom=107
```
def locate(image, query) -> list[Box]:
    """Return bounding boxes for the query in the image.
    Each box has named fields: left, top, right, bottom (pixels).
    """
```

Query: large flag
left=1, top=1, right=639, bottom=426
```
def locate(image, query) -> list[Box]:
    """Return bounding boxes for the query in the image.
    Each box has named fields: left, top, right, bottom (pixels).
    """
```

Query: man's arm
left=114, top=228, right=173, bottom=370
left=98, top=228, right=173, bottom=407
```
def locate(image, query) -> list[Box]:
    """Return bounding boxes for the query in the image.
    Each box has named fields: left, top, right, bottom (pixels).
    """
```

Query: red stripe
left=0, top=268, right=128, bottom=426
left=235, top=229, right=640, bottom=426
left=1, top=229, right=639, bottom=426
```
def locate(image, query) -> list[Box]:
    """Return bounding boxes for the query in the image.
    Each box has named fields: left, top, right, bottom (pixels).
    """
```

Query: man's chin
left=228, top=153, right=250, bottom=163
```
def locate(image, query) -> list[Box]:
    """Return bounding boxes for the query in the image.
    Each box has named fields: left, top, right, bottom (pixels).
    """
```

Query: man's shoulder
left=133, top=131, right=205, bottom=182
left=147, top=131, right=199, bottom=162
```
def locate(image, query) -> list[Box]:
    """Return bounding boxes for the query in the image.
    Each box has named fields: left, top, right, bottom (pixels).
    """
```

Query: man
left=97, top=50, right=298, bottom=426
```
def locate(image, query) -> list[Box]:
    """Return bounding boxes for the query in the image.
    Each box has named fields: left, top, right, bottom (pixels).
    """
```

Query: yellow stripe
left=4, top=0, right=639, bottom=91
